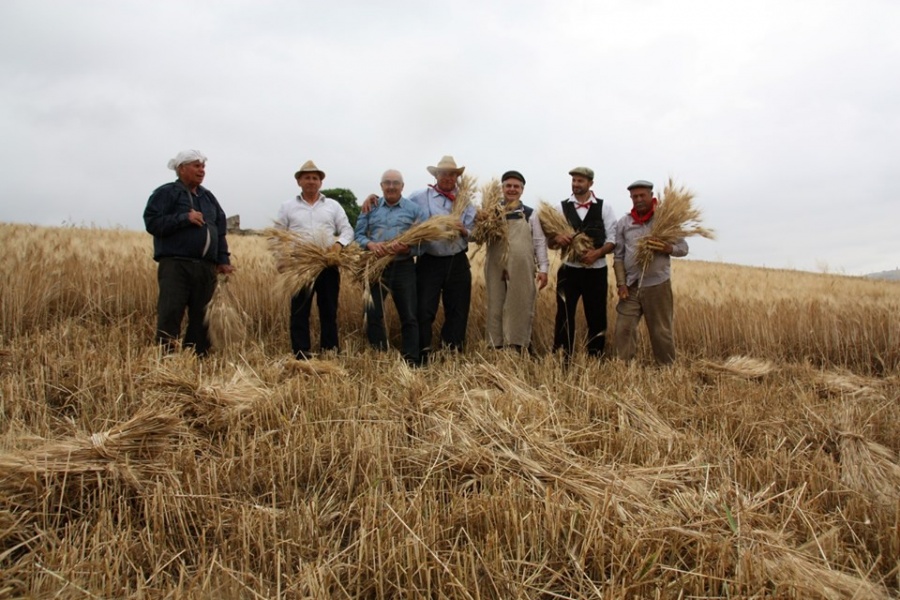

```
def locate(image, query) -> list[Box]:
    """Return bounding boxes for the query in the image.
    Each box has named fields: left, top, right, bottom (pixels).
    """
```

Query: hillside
left=867, top=268, right=900, bottom=281
left=1, top=223, right=899, bottom=599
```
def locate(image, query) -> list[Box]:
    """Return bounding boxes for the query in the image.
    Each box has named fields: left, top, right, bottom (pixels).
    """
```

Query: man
left=551, top=167, right=617, bottom=357
left=276, top=160, right=353, bottom=359
left=481, top=170, right=549, bottom=351
left=354, top=169, right=427, bottom=365
left=143, top=149, right=234, bottom=356
left=613, top=180, right=688, bottom=365
left=411, top=156, right=477, bottom=357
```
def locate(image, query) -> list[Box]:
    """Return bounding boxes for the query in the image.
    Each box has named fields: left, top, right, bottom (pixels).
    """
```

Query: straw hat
left=426, top=155, right=465, bottom=177
left=294, top=160, right=325, bottom=179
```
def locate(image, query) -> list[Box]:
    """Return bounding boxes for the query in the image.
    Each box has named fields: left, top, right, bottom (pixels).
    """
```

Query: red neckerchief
left=429, top=184, right=456, bottom=202
left=575, top=201, right=592, bottom=210
left=630, top=198, right=658, bottom=224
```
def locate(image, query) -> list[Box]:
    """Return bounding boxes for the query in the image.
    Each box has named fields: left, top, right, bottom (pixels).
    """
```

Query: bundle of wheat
left=695, top=356, right=776, bottom=379
left=204, top=274, right=248, bottom=350
left=537, top=201, right=594, bottom=263
left=470, top=179, right=506, bottom=247
left=450, top=173, right=477, bottom=218
left=0, top=408, right=180, bottom=498
left=265, top=227, right=364, bottom=296
left=358, top=215, right=463, bottom=291
left=636, top=178, right=715, bottom=269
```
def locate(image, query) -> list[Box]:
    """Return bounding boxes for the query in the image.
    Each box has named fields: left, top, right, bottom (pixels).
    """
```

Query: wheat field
left=1, top=222, right=898, bottom=599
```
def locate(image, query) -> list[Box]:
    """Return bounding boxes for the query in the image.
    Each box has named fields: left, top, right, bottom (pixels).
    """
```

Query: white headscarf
left=167, top=149, right=207, bottom=170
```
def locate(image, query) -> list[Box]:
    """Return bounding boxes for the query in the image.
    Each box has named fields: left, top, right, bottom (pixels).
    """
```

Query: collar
left=297, top=193, right=324, bottom=205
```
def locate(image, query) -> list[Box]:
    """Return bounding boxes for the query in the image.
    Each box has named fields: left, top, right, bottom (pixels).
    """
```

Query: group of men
left=143, top=150, right=688, bottom=365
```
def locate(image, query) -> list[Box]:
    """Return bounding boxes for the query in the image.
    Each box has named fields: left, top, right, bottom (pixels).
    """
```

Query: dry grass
left=537, top=201, right=595, bottom=263
left=637, top=177, right=716, bottom=269
left=1, top=222, right=899, bottom=598
left=450, top=173, right=477, bottom=218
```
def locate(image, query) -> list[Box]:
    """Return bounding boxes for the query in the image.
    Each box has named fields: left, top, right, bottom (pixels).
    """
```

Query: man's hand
left=367, top=241, right=388, bottom=257
left=217, top=264, right=235, bottom=275
left=617, top=284, right=629, bottom=300
left=361, top=194, right=379, bottom=214
left=188, top=209, right=205, bottom=226
left=645, top=237, right=673, bottom=254
left=580, top=248, right=605, bottom=265
left=554, top=233, right=573, bottom=248
left=536, top=272, right=548, bottom=290
left=452, top=220, right=467, bottom=236
left=390, top=241, right=410, bottom=255
left=330, top=242, right=343, bottom=254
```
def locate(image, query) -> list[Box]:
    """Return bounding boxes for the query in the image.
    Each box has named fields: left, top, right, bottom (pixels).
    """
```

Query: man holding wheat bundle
left=550, top=167, right=617, bottom=358
left=354, top=170, right=426, bottom=366
left=143, top=149, right=234, bottom=357
left=613, top=180, right=688, bottom=365
left=276, top=160, right=354, bottom=360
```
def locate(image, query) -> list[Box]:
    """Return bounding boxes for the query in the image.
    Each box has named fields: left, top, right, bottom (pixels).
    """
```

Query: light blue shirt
left=408, top=186, right=477, bottom=257
left=354, top=197, right=426, bottom=259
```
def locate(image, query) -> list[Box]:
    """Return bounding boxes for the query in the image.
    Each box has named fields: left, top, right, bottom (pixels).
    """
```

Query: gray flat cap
left=568, top=166, right=594, bottom=180
left=627, top=179, right=654, bottom=191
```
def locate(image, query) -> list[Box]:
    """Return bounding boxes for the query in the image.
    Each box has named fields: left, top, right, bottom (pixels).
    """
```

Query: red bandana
left=576, top=201, right=592, bottom=210
left=430, top=184, right=456, bottom=202
left=630, top=198, right=658, bottom=224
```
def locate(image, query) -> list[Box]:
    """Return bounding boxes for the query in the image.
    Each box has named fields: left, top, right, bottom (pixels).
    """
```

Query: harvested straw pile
left=204, top=274, right=248, bottom=350
left=0, top=408, right=180, bottom=499
left=145, top=367, right=270, bottom=432
left=537, top=201, right=594, bottom=263
left=836, top=430, right=900, bottom=506
left=266, top=227, right=364, bottom=296
left=470, top=178, right=506, bottom=246
left=636, top=178, right=715, bottom=269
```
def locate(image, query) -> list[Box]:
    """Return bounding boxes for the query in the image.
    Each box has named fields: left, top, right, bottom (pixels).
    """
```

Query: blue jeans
left=366, top=259, right=419, bottom=361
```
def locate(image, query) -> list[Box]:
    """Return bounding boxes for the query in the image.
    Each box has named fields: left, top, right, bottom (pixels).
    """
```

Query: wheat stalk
left=204, top=274, right=248, bottom=350
left=537, top=201, right=594, bottom=263
left=636, top=178, right=715, bottom=269
left=265, top=227, right=364, bottom=296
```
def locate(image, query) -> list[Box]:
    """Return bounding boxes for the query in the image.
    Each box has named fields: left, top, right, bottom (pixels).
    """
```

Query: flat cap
left=501, top=170, right=525, bottom=184
left=626, top=179, right=654, bottom=191
left=568, top=166, right=594, bottom=180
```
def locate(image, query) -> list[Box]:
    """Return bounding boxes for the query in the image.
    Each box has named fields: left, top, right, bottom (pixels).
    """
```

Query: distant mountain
left=866, top=269, right=900, bottom=281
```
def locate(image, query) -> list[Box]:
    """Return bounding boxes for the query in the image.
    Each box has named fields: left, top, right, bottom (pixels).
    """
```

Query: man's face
left=296, top=172, right=322, bottom=197
left=629, top=188, right=654, bottom=214
left=502, top=179, right=523, bottom=204
left=177, top=160, right=205, bottom=188
left=380, top=172, right=404, bottom=203
left=571, top=175, right=592, bottom=197
left=435, top=170, right=459, bottom=193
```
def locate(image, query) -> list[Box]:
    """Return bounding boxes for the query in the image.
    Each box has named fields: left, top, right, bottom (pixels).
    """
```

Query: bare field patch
left=1, top=223, right=898, bottom=598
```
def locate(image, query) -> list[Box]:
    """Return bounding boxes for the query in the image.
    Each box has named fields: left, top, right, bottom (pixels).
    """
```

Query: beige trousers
left=485, top=217, right=536, bottom=347
left=614, top=279, right=676, bottom=364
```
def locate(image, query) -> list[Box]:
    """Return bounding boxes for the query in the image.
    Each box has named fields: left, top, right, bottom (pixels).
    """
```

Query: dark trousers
left=553, top=265, right=608, bottom=356
left=156, top=257, right=217, bottom=356
left=290, top=266, right=340, bottom=357
left=367, top=259, right=419, bottom=361
left=416, top=252, right=471, bottom=352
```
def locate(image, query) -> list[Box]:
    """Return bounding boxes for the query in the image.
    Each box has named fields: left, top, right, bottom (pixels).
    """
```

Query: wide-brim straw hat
left=294, top=159, right=326, bottom=180
left=426, top=155, right=465, bottom=177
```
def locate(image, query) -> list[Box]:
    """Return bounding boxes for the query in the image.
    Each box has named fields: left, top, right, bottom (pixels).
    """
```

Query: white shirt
left=276, top=194, right=354, bottom=247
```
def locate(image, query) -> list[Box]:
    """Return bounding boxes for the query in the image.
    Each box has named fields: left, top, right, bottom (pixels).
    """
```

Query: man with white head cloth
left=143, top=150, right=234, bottom=356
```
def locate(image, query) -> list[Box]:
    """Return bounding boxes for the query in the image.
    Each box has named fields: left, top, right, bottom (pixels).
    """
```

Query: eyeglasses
left=381, top=180, right=403, bottom=186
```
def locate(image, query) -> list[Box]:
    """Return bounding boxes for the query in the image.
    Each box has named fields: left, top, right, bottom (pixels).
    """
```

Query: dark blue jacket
left=143, top=180, right=231, bottom=265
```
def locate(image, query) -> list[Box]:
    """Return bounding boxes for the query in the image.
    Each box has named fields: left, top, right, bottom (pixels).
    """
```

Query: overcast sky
left=1, top=0, right=898, bottom=275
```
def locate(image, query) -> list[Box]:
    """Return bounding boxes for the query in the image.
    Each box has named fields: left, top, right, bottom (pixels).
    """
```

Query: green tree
left=322, top=187, right=360, bottom=228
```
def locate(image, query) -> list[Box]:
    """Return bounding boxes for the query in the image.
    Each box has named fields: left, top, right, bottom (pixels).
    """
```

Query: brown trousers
left=614, top=279, right=676, bottom=365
